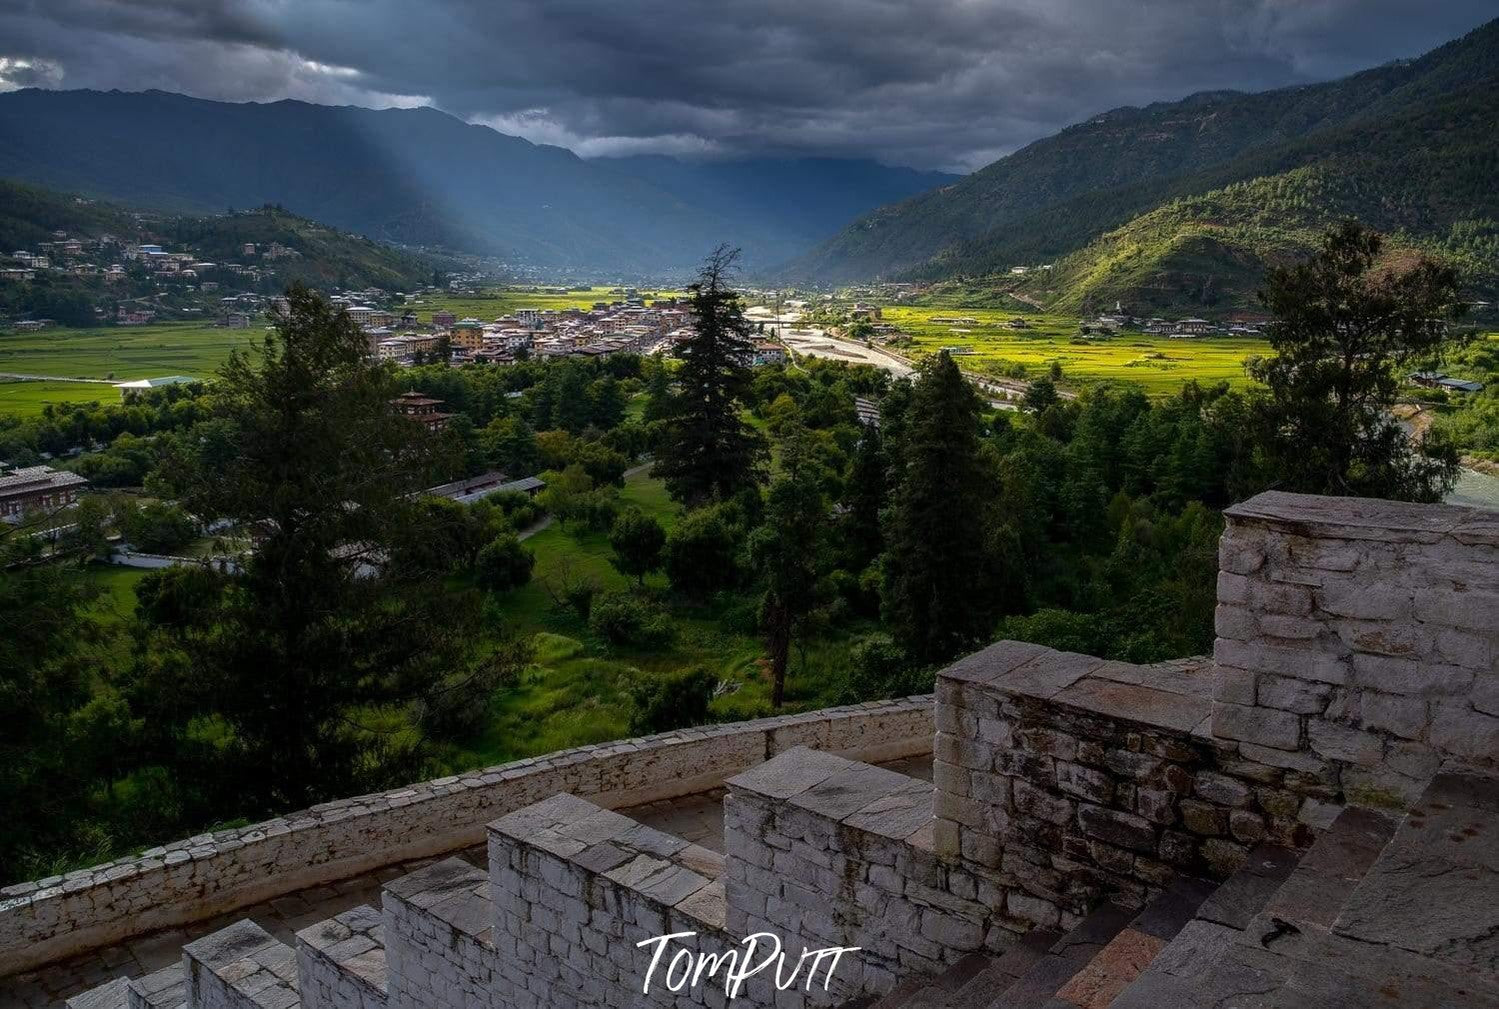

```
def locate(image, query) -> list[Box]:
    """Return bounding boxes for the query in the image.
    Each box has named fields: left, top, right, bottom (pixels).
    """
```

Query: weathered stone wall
left=382, top=859, right=505, bottom=1009
left=182, top=919, right=299, bottom=1009
left=932, top=644, right=1330, bottom=923
left=1, top=698, right=931, bottom=977
left=1213, top=492, right=1499, bottom=807
left=725, top=748, right=1020, bottom=1003
left=488, top=794, right=731, bottom=1009
left=295, top=905, right=387, bottom=1009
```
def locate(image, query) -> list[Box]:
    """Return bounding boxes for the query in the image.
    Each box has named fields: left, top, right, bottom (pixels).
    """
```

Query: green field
left=0, top=289, right=681, bottom=416
left=0, top=379, right=123, bottom=416
left=407, top=285, right=683, bottom=322
left=880, top=306, right=1270, bottom=394
left=0, top=321, right=262, bottom=379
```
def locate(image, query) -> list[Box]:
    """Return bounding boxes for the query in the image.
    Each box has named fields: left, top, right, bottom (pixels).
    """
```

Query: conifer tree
left=840, top=421, right=888, bottom=571
left=881, top=351, right=1008, bottom=665
left=133, top=285, right=520, bottom=815
left=653, top=246, right=766, bottom=506
left=748, top=423, right=824, bottom=708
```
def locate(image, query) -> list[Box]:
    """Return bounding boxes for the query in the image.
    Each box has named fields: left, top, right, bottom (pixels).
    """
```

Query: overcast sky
left=0, top=1, right=1493, bottom=172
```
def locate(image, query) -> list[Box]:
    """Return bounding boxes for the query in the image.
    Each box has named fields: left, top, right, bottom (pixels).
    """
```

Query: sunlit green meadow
left=881, top=305, right=1269, bottom=394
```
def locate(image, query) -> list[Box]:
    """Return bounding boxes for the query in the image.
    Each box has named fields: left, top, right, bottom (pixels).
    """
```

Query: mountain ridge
left=785, top=16, right=1499, bottom=293
left=0, top=88, right=951, bottom=276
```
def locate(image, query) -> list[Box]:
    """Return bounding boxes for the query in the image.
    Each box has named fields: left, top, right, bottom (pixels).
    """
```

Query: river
left=1450, top=468, right=1499, bottom=510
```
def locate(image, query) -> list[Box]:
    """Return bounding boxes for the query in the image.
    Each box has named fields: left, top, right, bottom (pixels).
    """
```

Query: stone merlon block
left=729, top=747, right=934, bottom=843
left=1223, top=490, right=1486, bottom=543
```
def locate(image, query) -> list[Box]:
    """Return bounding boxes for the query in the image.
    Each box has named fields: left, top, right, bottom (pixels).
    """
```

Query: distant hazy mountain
left=787, top=15, right=1499, bottom=303
left=602, top=155, right=955, bottom=254
left=0, top=89, right=951, bottom=276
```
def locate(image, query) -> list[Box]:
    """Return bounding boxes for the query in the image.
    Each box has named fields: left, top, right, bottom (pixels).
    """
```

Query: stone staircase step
left=857, top=931, right=1061, bottom=1009
left=1212, top=767, right=1499, bottom=1009
left=1331, top=768, right=1499, bottom=987
left=124, top=962, right=186, bottom=1009
left=947, top=928, right=1061, bottom=1008
left=1257, top=805, right=1398, bottom=931
left=65, top=975, right=131, bottom=1009
left=985, top=902, right=1135, bottom=1009
left=1106, top=807, right=1400, bottom=1009
left=295, top=904, right=386, bottom=1009
left=182, top=918, right=300, bottom=1009
left=852, top=977, right=930, bottom=1008
left=1100, top=844, right=1297, bottom=1009
left=1192, top=843, right=1299, bottom=931
left=1049, top=878, right=1217, bottom=1009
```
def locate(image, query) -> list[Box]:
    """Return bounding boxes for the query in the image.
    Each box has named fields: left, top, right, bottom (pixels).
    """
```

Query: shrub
left=608, top=509, right=666, bottom=585
left=581, top=489, right=620, bottom=532
left=122, top=501, right=197, bottom=553
left=629, top=666, right=717, bottom=735
left=664, top=504, right=741, bottom=598
left=474, top=534, right=535, bottom=592
left=995, top=608, right=1104, bottom=656
left=475, top=490, right=542, bottom=532
left=838, top=633, right=932, bottom=703
left=588, top=592, right=676, bottom=648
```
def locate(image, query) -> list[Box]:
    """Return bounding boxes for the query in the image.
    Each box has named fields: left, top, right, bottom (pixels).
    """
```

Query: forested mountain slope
left=0, top=180, right=440, bottom=291
left=787, top=16, right=1499, bottom=292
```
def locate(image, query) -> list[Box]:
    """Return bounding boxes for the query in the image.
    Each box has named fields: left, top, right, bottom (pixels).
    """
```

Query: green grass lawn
left=0, top=322, right=260, bottom=383
left=881, top=305, right=1269, bottom=395
left=76, top=563, right=149, bottom=625
left=0, top=378, right=123, bottom=417
left=63, top=469, right=814, bottom=771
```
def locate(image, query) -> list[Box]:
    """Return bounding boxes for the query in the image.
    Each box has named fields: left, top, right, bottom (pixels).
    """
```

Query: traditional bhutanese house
left=0, top=465, right=89, bottom=522
left=391, top=391, right=453, bottom=430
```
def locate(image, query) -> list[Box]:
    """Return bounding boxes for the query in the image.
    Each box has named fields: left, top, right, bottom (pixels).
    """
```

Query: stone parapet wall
left=725, top=748, right=1021, bottom=1003
left=1213, top=492, right=1499, bottom=807
left=932, top=643, right=1330, bottom=923
left=488, top=794, right=730, bottom=1009
left=1, top=698, right=932, bottom=977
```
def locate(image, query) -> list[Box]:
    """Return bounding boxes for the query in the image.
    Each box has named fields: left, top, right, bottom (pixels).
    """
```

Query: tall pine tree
left=748, top=422, right=824, bottom=708
left=653, top=246, right=765, bottom=506
left=881, top=352, right=1009, bottom=666
left=840, top=420, right=888, bottom=572
left=133, top=285, right=522, bottom=817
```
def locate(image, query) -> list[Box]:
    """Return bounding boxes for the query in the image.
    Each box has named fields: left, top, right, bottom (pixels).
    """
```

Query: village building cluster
left=1081, top=305, right=1267, bottom=337
left=1, top=225, right=297, bottom=329
left=349, top=289, right=787, bottom=369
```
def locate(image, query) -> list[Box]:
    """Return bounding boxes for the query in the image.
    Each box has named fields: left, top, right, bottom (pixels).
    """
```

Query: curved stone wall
left=0, top=697, right=933, bottom=976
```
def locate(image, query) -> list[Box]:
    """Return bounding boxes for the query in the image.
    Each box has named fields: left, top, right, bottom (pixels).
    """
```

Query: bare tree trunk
left=768, top=601, right=790, bottom=710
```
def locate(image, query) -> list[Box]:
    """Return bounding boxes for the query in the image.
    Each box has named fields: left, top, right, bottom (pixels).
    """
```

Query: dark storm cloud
left=1, top=0, right=1493, bottom=171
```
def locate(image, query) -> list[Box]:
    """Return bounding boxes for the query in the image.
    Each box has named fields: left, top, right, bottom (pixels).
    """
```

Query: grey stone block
left=1212, top=703, right=1301, bottom=751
